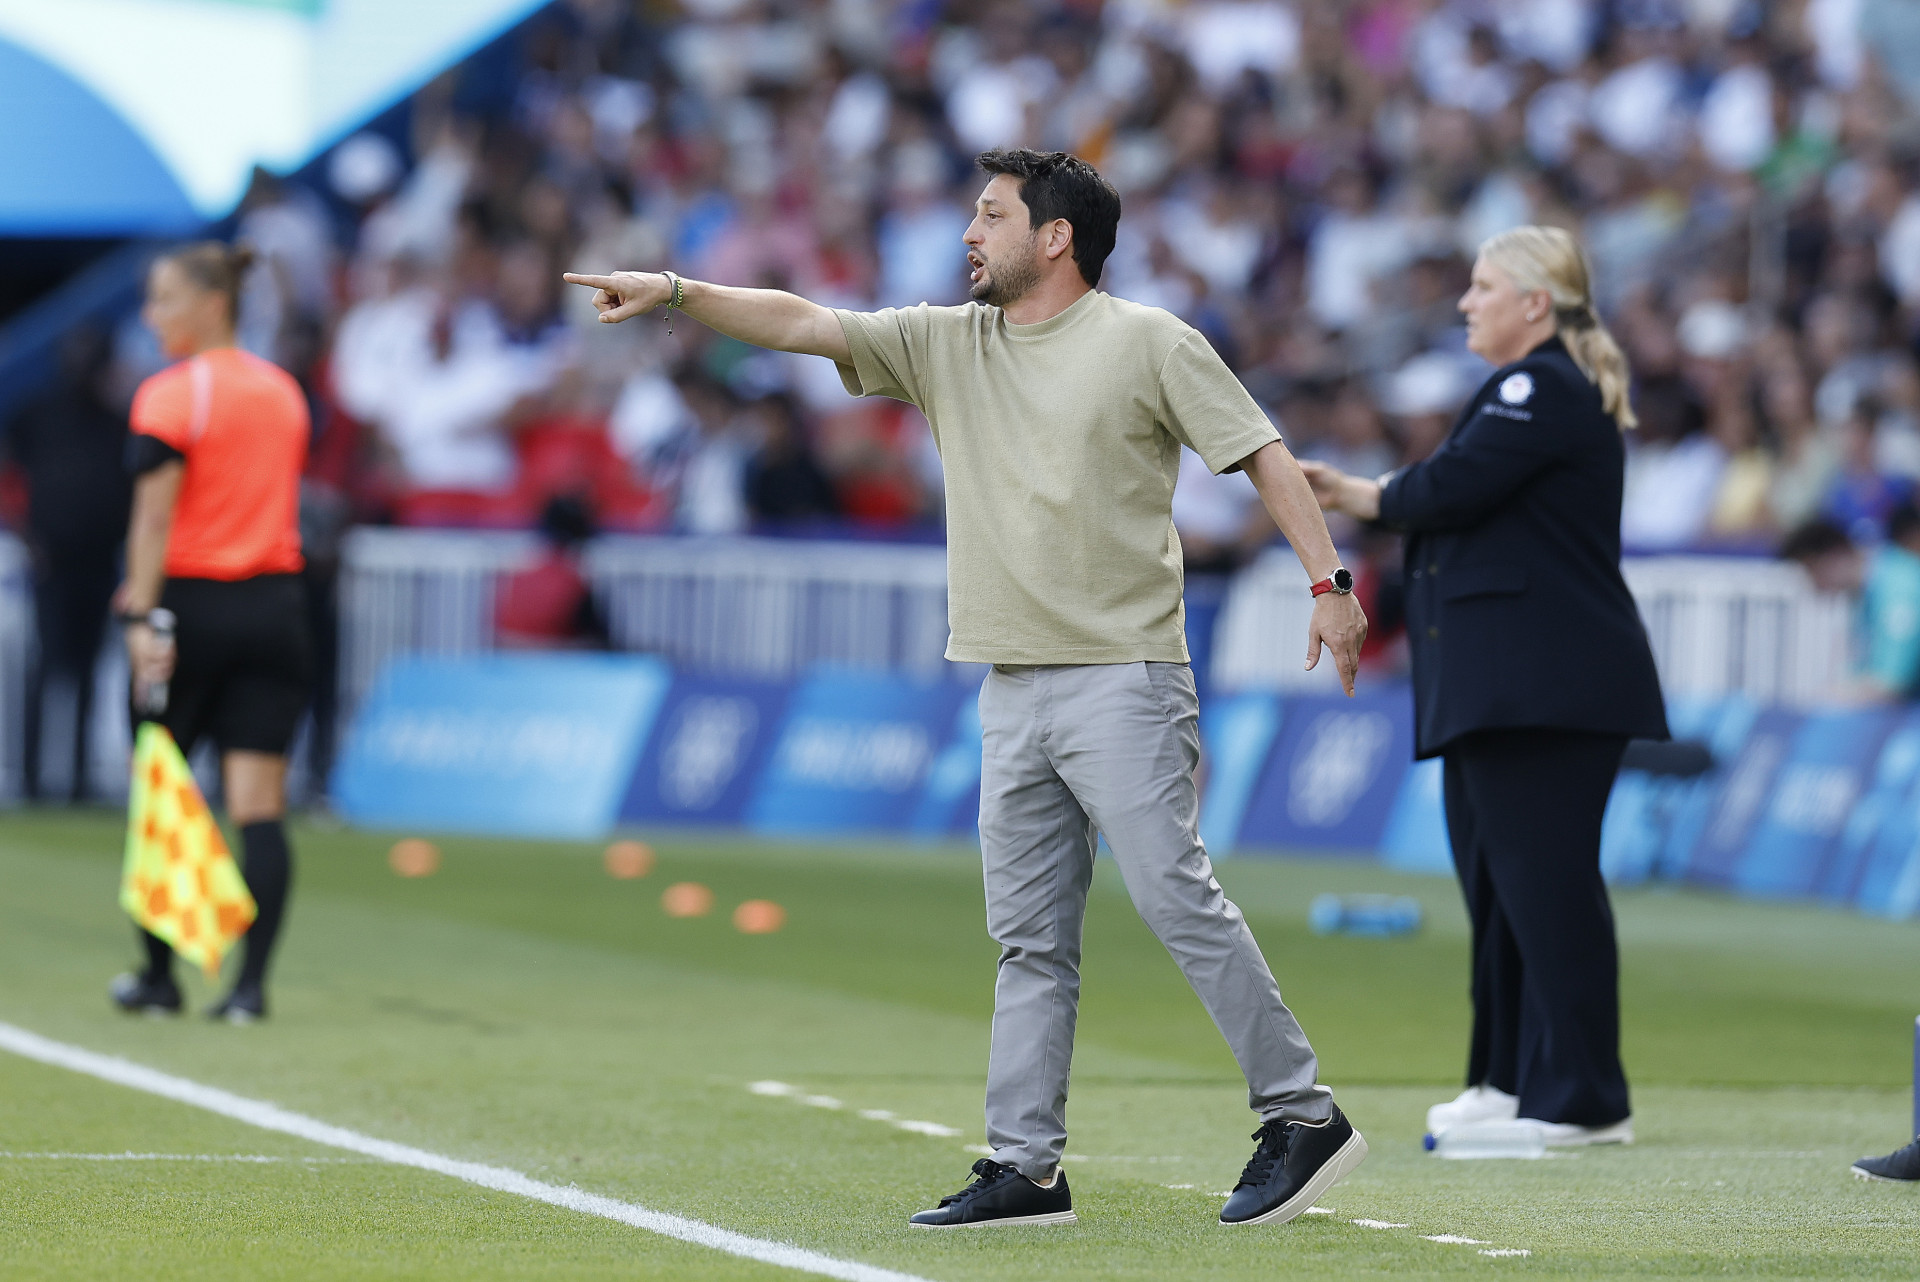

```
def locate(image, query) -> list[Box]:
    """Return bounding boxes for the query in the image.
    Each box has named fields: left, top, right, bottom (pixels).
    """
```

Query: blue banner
left=1198, top=693, right=1283, bottom=856
left=746, top=670, right=973, bottom=836
left=1734, top=708, right=1899, bottom=899
left=910, top=692, right=988, bottom=838
left=335, top=654, right=670, bottom=839
left=1234, top=691, right=1415, bottom=853
left=1826, top=711, right=1920, bottom=914
left=1683, top=707, right=1802, bottom=888
left=328, top=653, right=1920, bottom=920
left=617, top=677, right=791, bottom=826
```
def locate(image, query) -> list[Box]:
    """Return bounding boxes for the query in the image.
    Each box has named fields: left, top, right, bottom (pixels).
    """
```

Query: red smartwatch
left=1309, top=567, right=1355, bottom=597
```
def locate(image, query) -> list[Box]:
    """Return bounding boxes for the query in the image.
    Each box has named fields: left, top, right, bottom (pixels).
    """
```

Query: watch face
left=1332, top=567, right=1354, bottom=593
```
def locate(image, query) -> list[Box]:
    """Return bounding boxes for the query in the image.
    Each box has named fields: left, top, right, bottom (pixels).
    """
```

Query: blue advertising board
left=617, top=676, right=792, bottom=826
left=746, top=669, right=974, bottom=836
left=1829, top=711, right=1920, bottom=915
left=327, top=651, right=1920, bottom=920
left=1235, top=691, right=1415, bottom=853
left=1734, top=708, right=1899, bottom=899
left=1197, top=693, right=1283, bottom=857
left=911, top=691, right=987, bottom=839
left=335, top=654, right=671, bottom=839
left=1683, top=707, right=1802, bottom=888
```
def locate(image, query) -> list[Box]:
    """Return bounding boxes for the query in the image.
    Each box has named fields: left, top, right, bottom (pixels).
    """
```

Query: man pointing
left=567, top=148, right=1368, bottom=1229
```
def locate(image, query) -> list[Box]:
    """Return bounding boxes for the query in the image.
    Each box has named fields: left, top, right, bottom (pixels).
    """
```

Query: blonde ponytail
left=1479, top=226, right=1638, bottom=430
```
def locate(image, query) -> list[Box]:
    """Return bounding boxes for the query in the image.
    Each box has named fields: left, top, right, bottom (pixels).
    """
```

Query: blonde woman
left=1301, top=226, right=1667, bottom=1148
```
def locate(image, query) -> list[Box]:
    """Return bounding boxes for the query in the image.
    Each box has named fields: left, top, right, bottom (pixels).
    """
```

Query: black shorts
left=142, top=575, right=313, bottom=757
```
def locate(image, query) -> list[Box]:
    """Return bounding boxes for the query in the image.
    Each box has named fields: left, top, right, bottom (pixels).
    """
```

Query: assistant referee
left=109, top=242, right=312, bottom=1024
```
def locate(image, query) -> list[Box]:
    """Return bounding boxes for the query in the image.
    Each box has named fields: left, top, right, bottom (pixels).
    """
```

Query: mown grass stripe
left=0, top=1021, right=935, bottom=1282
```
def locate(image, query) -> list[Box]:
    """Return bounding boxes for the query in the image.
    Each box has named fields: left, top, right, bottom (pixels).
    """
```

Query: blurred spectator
left=1785, top=506, right=1920, bottom=700
left=1782, top=517, right=1868, bottom=594
left=0, top=327, right=130, bottom=800
left=744, top=394, right=839, bottom=525
left=1824, top=399, right=1916, bottom=543
left=494, top=494, right=609, bottom=649
left=1861, top=501, right=1920, bottom=698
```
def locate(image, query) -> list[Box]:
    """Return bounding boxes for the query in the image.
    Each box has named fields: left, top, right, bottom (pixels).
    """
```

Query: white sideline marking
left=0, top=1151, right=355, bottom=1163
left=746, top=1082, right=961, bottom=1140
left=0, top=1023, right=934, bottom=1282
left=1351, top=1218, right=1411, bottom=1229
left=1480, top=1249, right=1531, bottom=1258
left=893, top=1120, right=962, bottom=1138
left=1423, top=1234, right=1491, bottom=1245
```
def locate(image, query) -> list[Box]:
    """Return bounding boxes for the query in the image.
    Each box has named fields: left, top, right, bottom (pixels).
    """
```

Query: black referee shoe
left=909, top=1158, right=1076, bottom=1228
left=1220, top=1105, right=1368, bottom=1226
left=1852, top=1137, right=1920, bottom=1182
left=206, top=984, right=266, bottom=1025
left=109, top=971, right=182, bottom=1016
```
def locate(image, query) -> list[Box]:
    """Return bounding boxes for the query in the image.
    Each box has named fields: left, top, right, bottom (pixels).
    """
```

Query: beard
left=970, top=234, right=1042, bottom=307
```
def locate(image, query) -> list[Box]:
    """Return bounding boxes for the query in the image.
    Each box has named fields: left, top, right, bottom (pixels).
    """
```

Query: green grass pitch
left=1, top=811, right=1916, bottom=1279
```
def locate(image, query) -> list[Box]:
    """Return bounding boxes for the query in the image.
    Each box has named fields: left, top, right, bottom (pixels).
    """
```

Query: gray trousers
left=978, top=662, right=1332, bottom=1179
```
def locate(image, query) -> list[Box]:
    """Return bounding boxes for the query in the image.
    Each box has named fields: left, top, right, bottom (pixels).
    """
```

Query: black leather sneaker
left=1852, top=1137, right=1920, bottom=1182
left=109, top=971, right=182, bottom=1016
left=1220, top=1104, right=1368, bottom=1226
left=206, top=984, right=266, bottom=1025
left=909, top=1158, right=1076, bottom=1228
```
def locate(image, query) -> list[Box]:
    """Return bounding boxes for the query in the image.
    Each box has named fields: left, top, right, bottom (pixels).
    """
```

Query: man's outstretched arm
left=562, top=271, right=852, bottom=364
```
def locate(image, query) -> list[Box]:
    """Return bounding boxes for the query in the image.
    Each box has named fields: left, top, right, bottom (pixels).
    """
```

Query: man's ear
left=1043, top=219, right=1075, bottom=262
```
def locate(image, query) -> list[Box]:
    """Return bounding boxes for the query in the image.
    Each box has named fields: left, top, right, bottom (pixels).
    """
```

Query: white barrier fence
left=0, top=530, right=1859, bottom=801
left=339, top=528, right=955, bottom=715
left=1211, top=549, right=1852, bottom=705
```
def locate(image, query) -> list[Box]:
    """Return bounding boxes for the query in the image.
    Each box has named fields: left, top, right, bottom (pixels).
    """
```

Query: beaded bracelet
left=661, top=270, right=684, bottom=335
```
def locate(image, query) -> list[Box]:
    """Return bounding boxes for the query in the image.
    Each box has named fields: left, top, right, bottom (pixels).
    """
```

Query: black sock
left=236, top=820, right=293, bottom=992
left=141, top=929, right=174, bottom=983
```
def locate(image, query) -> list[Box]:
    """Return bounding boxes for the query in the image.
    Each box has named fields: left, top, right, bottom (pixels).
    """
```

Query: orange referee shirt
left=130, top=348, right=308, bottom=580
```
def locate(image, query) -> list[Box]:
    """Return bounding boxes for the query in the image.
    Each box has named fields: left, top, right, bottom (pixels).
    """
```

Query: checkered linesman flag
left=120, top=724, right=256, bottom=978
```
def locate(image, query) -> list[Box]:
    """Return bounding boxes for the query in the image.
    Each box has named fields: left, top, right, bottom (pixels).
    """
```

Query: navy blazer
left=1377, top=336, right=1668, bottom=759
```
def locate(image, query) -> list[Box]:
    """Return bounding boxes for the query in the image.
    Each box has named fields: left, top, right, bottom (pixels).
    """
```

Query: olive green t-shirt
left=834, top=290, right=1280, bottom=665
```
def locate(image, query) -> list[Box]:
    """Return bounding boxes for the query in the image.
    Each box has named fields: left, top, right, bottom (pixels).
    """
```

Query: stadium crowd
left=33, top=0, right=1905, bottom=556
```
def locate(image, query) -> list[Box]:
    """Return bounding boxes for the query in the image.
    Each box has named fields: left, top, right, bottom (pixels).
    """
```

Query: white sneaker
left=1522, top=1116, right=1634, bottom=1147
left=1425, top=1085, right=1519, bottom=1137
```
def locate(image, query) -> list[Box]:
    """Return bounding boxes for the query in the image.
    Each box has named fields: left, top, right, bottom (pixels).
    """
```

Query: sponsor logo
left=1288, top=711, right=1394, bottom=827
left=661, top=697, right=758, bottom=810
left=1498, top=372, right=1534, bottom=404
left=364, top=711, right=621, bottom=776
left=1767, top=763, right=1858, bottom=837
left=776, top=718, right=930, bottom=792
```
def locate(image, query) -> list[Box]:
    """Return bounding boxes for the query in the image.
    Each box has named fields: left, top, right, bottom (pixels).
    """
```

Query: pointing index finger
left=563, top=272, right=615, bottom=289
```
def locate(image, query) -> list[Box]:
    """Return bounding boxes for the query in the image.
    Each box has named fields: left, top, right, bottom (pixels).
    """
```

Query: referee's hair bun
left=159, top=240, right=257, bottom=321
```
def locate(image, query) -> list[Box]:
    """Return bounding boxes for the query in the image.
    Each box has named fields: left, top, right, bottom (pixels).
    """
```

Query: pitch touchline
left=0, top=1022, right=934, bottom=1282
left=0, top=1151, right=360, bottom=1163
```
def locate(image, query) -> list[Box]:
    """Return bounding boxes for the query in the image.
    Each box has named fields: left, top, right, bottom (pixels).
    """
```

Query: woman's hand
left=1297, top=460, right=1383, bottom=521
left=125, top=620, right=175, bottom=691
